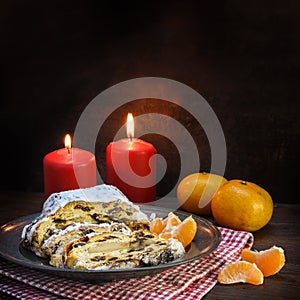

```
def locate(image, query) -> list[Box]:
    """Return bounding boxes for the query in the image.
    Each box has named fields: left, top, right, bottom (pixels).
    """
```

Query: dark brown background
left=1, top=0, right=299, bottom=203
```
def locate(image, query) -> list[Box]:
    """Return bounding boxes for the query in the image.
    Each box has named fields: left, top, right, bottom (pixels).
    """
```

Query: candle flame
left=126, top=113, right=134, bottom=140
left=64, top=134, right=72, bottom=152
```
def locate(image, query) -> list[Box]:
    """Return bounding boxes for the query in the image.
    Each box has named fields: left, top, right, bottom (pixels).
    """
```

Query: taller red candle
left=43, top=134, right=96, bottom=198
left=106, top=113, right=157, bottom=203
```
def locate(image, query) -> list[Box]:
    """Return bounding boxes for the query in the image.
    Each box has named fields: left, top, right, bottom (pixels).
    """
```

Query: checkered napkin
left=0, top=227, right=253, bottom=300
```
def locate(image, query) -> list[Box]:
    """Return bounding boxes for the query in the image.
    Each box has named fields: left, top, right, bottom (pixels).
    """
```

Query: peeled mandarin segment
left=241, top=246, right=285, bottom=277
left=173, top=215, right=197, bottom=247
left=162, top=212, right=181, bottom=230
left=218, top=261, right=264, bottom=285
left=159, top=232, right=173, bottom=239
left=150, top=218, right=164, bottom=235
left=158, top=214, right=197, bottom=248
left=150, top=213, right=181, bottom=235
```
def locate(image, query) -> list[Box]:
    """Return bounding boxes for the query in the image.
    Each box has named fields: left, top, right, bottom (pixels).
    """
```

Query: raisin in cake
left=22, top=184, right=149, bottom=257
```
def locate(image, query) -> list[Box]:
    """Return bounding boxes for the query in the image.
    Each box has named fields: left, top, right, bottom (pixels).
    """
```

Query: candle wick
left=66, top=147, right=71, bottom=154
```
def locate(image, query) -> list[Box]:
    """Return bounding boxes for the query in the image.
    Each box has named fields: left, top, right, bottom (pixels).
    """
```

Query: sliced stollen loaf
left=21, top=184, right=149, bottom=257
left=41, top=222, right=132, bottom=268
left=64, top=229, right=185, bottom=270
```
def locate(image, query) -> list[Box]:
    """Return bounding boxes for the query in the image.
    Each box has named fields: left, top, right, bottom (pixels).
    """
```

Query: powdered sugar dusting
left=42, top=184, right=139, bottom=215
left=22, top=185, right=148, bottom=247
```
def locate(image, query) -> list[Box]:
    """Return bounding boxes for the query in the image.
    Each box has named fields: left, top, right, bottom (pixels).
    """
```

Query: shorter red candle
left=43, top=134, right=96, bottom=198
left=106, top=113, right=157, bottom=203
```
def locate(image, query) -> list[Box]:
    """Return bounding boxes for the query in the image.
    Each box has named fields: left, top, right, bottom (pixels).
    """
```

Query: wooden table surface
left=0, top=191, right=299, bottom=299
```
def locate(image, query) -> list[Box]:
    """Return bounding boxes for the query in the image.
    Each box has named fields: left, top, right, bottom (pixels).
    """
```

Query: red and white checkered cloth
left=0, top=227, right=253, bottom=300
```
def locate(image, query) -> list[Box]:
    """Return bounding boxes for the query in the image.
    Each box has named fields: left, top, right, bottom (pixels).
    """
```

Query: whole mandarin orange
left=211, top=180, right=273, bottom=232
left=177, top=172, right=227, bottom=215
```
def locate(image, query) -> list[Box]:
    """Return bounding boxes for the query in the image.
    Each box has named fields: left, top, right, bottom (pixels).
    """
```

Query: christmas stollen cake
left=21, top=184, right=185, bottom=270
left=22, top=184, right=149, bottom=257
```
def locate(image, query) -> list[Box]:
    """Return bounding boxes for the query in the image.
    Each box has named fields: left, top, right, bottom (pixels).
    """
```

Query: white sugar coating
left=21, top=215, right=49, bottom=240
left=21, top=214, right=51, bottom=257
left=42, top=184, right=147, bottom=220
left=22, top=184, right=149, bottom=247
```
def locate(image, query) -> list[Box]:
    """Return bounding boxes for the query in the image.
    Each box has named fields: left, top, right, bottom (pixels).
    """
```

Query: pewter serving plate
left=0, top=206, right=221, bottom=282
